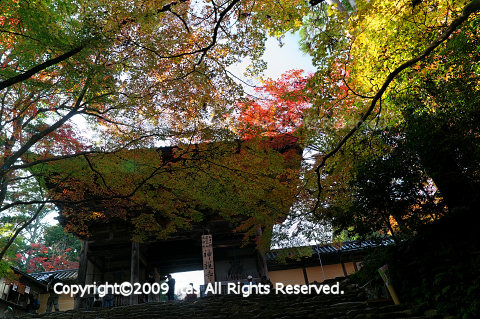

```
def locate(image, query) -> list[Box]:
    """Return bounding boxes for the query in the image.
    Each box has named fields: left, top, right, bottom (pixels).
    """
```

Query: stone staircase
left=16, top=280, right=448, bottom=319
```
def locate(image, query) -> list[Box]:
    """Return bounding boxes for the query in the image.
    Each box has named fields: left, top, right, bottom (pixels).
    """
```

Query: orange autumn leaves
left=234, top=69, right=312, bottom=138
left=232, top=65, right=360, bottom=141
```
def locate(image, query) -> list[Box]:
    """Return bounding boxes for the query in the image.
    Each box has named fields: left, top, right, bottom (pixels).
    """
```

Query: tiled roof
left=28, top=268, right=78, bottom=283
left=265, top=238, right=395, bottom=262
left=312, top=239, right=395, bottom=254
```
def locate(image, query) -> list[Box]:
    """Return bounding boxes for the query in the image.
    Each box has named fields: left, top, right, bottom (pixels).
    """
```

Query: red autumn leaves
left=234, top=69, right=312, bottom=138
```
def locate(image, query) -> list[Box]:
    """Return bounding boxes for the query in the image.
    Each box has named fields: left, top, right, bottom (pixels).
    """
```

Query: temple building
left=0, top=268, right=77, bottom=314
left=36, top=136, right=303, bottom=307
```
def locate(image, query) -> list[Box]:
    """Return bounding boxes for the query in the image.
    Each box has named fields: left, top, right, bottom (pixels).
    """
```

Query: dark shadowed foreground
left=17, top=280, right=446, bottom=319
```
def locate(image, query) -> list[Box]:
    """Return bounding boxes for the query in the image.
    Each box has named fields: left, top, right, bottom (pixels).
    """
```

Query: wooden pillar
left=130, top=241, right=140, bottom=305
left=302, top=265, right=309, bottom=285
left=74, top=240, right=88, bottom=310
left=255, top=228, right=269, bottom=279
left=255, top=249, right=269, bottom=279
left=341, top=261, right=348, bottom=277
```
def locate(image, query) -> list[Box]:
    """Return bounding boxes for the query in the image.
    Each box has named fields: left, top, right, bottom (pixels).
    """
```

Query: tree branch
left=0, top=46, right=84, bottom=91
left=1, top=79, right=88, bottom=178
left=0, top=203, right=45, bottom=261
left=310, top=0, right=480, bottom=213
left=131, top=0, right=240, bottom=61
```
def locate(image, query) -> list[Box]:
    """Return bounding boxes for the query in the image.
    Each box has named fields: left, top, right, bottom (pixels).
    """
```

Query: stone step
left=17, top=285, right=441, bottom=319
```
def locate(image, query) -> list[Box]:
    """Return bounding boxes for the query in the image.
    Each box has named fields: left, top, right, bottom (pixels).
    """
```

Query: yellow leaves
left=251, top=0, right=309, bottom=35
left=444, top=64, right=459, bottom=81
left=349, top=0, right=471, bottom=92
left=90, top=211, right=106, bottom=219
left=327, top=2, right=339, bottom=17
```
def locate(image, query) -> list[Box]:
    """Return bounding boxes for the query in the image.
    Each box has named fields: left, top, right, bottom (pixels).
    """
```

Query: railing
left=216, top=272, right=260, bottom=282
left=114, top=295, right=131, bottom=306
left=78, top=294, right=132, bottom=309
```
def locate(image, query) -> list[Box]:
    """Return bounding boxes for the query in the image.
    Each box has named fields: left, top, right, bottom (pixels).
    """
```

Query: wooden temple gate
left=74, top=221, right=269, bottom=308
left=40, top=138, right=301, bottom=309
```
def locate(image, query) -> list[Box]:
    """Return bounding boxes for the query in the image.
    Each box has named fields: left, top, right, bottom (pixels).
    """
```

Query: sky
left=227, top=32, right=316, bottom=94
left=170, top=270, right=205, bottom=298
left=262, top=33, right=316, bottom=79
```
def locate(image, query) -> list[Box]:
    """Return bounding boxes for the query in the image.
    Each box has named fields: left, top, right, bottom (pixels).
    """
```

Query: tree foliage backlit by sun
left=1, top=0, right=479, bottom=270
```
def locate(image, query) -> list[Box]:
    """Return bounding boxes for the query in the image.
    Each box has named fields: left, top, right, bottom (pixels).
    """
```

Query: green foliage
left=348, top=134, right=445, bottom=237
left=43, top=224, right=81, bottom=261
left=348, top=245, right=393, bottom=286
left=0, top=260, right=11, bottom=278
left=0, top=223, right=27, bottom=277
left=332, top=229, right=358, bottom=243
left=351, top=212, right=480, bottom=317
left=34, top=139, right=301, bottom=247
left=273, top=246, right=314, bottom=264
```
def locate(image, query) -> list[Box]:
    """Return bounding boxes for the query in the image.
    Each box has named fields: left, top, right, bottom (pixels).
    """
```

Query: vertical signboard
left=201, top=234, right=215, bottom=285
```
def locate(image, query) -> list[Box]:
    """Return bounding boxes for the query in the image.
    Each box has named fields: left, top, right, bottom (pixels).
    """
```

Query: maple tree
left=218, top=0, right=478, bottom=243
left=0, top=0, right=311, bottom=263
left=233, top=69, right=312, bottom=138
left=2, top=221, right=79, bottom=274
left=22, top=224, right=81, bottom=272
left=17, top=242, right=79, bottom=273
left=16, top=224, right=80, bottom=273
left=296, top=0, right=480, bottom=220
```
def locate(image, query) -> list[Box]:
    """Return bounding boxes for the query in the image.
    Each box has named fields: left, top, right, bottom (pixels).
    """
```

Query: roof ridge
left=30, top=268, right=78, bottom=275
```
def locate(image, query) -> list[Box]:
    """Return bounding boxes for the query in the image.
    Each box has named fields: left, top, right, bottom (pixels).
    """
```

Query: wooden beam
left=130, top=242, right=140, bottom=305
